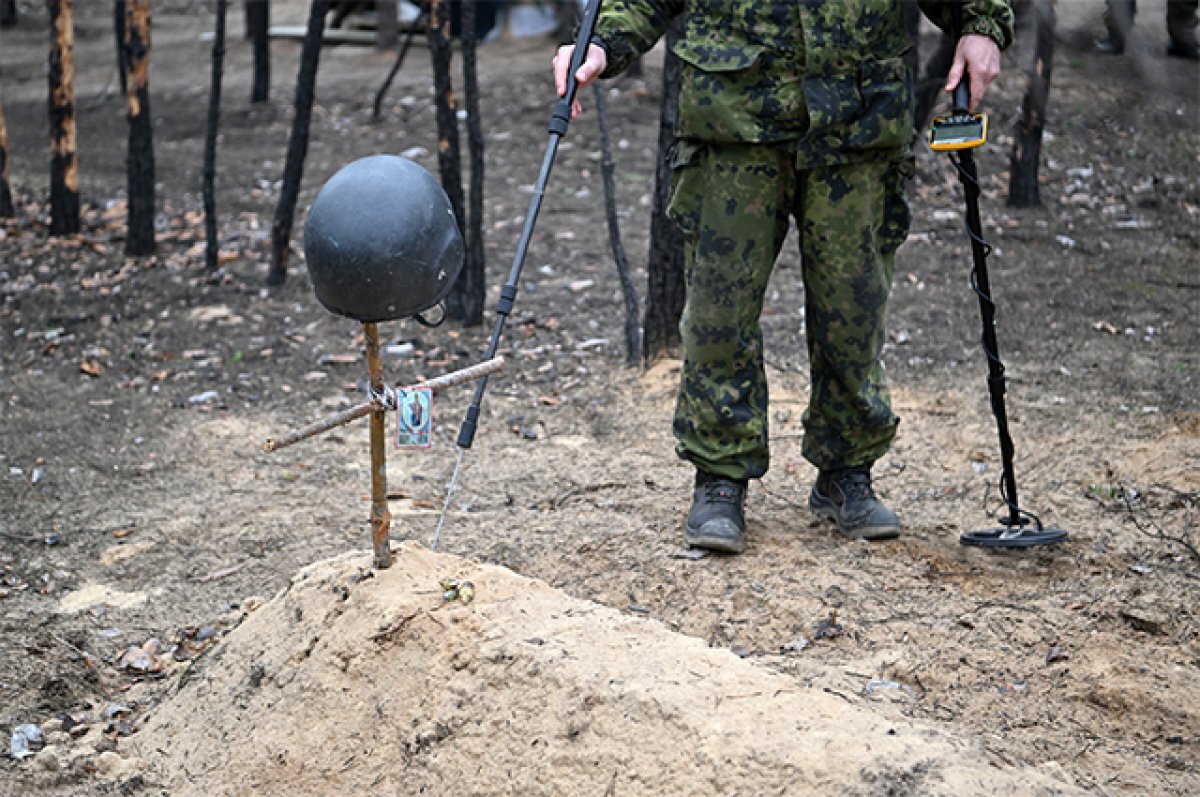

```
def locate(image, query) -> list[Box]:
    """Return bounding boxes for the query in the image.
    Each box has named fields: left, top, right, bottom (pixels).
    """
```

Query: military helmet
left=303, top=155, right=464, bottom=323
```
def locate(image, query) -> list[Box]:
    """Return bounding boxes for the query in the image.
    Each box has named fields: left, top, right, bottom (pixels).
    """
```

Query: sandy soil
left=1, top=2, right=1197, bottom=796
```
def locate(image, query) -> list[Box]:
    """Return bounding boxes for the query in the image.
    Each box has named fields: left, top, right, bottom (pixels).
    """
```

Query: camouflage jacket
left=592, top=0, right=1014, bottom=166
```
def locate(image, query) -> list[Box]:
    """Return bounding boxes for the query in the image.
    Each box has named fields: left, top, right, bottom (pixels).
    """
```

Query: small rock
left=1120, top=607, right=1167, bottom=635
left=9, top=723, right=44, bottom=760
left=1046, top=646, right=1070, bottom=664
left=187, top=390, right=220, bottom=405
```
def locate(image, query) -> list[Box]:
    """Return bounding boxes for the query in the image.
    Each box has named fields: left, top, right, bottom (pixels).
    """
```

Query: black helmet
left=303, top=155, right=464, bottom=323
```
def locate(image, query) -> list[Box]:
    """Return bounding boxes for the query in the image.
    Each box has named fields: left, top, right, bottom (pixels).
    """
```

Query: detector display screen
left=929, top=113, right=988, bottom=151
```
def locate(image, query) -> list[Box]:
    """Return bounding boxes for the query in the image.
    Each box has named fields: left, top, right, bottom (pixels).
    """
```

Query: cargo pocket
left=672, top=38, right=770, bottom=142
left=847, top=57, right=913, bottom=153
left=880, top=157, right=915, bottom=258
left=666, top=140, right=706, bottom=237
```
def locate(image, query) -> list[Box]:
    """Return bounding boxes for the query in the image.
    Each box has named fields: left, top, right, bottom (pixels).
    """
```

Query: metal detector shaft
left=456, top=0, right=603, bottom=450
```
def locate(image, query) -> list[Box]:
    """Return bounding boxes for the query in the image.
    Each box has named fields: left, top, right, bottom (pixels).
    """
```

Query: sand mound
left=135, top=544, right=1082, bottom=796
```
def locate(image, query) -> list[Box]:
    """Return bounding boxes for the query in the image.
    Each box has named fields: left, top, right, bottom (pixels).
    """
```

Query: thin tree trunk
left=449, top=0, right=485, bottom=325
left=594, top=84, right=641, bottom=367
left=113, top=0, right=128, bottom=99
left=372, top=3, right=426, bottom=120
left=0, top=97, right=13, bottom=218
left=123, top=0, right=155, bottom=255
left=426, top=0, right=466, bottom=312
left=267, top=0, right=329, bottom=286
left=247, top=0, right=269, bottom=103
left=642, top=21, right=685, bottom=362
left=376, top=0, right=398, bottom=49
left=1, top=0, right=17, bottom=28
left=48, top=0, right=80, bottom=237
left=1009, top=0, right=1055, bottom=208
left=204, top=0, right=228, bottom=271
left=914, top=33, right=956, bottom=135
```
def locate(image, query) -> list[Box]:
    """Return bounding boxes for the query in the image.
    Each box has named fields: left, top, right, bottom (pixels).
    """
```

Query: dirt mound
left=132, top=544, right=1081, bottom=796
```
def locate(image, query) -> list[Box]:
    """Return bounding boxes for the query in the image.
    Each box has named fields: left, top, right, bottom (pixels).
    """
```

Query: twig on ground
left=1120, top=482, right=1199, bottom=563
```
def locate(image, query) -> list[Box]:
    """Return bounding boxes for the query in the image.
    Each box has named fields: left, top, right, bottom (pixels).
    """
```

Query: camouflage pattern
left=590, top=0, right=1012, bottom=478
left=595, top=0, right=1013, bottom=166
left=668, top=142, right=910, bottom=478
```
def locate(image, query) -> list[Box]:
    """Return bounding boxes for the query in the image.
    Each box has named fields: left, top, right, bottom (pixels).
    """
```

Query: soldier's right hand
left=552, top=43, right=608, bottom=119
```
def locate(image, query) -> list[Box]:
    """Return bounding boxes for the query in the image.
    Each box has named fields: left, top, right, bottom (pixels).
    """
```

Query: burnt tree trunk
left=1, top=0, right=17, bottom=28
left=372, top=2, right=426, bottom=120
left=915, top=32, right=956, bottom=135
left=0, top=98, right=14, bottom=218
left=267, top=0, right=329, bottom=286
left=203, top=0, right=228, bottom=270
left=114, top=0, right=128, bottom=98
left=595, top=85, right=641, bottom=367
left=426, top=0, right=466, bottom=312
left=48, top=0, right=80, bottom=237
left=122, top=0, right=156, bottom=255
left=1009, top=0, right=1055, bottom=208
left=449, top=0, right=485, bottom=325
left=376, top=0, right=398, bottom=49
left=642, top=21, right=685, bottom=362
left=247, top=0, right=270, bottom=103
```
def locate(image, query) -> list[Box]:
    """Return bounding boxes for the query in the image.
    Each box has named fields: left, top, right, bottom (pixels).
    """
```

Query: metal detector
left=938, top=76, right=1069, bottom=549
left=431, top=0, right=604, bottom=549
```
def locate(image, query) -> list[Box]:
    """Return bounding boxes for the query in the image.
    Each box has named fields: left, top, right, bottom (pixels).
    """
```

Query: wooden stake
left=364, top=323, right=392, bottom=569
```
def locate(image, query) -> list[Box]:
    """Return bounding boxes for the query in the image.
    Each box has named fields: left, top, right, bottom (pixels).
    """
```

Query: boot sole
left=810, top=503, right=901, bottom=541
left=684, top=522, right=747, bottom=554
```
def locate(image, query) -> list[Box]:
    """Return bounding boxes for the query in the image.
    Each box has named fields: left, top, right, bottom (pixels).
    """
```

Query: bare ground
left=1, top=2, right=1198, bottom=795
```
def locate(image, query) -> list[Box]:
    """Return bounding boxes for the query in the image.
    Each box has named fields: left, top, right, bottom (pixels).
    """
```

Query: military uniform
left=592, top=0, right=1013, bottom=481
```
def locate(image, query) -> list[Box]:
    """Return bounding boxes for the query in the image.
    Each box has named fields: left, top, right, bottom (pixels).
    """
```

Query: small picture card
left=394, top=385, right=433, bottom=449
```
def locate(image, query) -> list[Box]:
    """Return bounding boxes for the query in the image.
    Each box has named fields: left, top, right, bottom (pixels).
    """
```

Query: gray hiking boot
left=809, top=467, right=900, bottom=540
left=684, top=471, right=747, bottom=554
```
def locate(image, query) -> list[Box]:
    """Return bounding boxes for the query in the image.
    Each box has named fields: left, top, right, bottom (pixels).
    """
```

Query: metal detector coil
left=304, top=154, right=464, bottom=323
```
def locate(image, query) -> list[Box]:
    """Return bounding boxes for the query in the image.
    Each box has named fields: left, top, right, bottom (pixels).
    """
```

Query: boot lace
left=702, top=478, right=744, bottom=504
left=834, top=470, right=876, bottom=502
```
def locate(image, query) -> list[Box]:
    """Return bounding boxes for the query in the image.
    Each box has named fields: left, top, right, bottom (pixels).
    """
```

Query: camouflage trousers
left=667, top=142, right=912, bottom=480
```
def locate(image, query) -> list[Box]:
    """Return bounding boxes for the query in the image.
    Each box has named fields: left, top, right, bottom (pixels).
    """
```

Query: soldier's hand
left=552, top=43, right=607, bottom=119
left=946, top=34, right=1001, bottom=112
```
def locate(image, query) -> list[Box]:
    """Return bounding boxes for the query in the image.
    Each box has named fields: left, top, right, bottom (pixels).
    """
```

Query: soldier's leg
left=667, top=142, right=795, bottom=481
left=797, top=159, right=911, bottom=473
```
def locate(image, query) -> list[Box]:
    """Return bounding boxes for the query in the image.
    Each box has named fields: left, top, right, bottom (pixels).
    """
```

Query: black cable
left=949, top=150, right=1043, bottom=532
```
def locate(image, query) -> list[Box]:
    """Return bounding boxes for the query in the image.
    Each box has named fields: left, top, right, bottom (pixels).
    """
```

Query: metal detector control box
left=929, top=111, right=988, bottom=151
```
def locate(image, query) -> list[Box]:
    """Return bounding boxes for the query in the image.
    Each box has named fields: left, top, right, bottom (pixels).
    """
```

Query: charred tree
left=203, top=0, right=228, bottom=271
left=114, top=0, right=128, bottom=97
left=0, top=97, right=13, bottom=218
left=247, top=0, right=270, bottom=103
left=372, top=2, right=426, bottom=120
left=1009, top=0, right=1055, bottom=208
left=48, top=0, right=80, bottom=237
left=377, top=0, right=399, bottom=49
left=426, top=0, right=467, bottom=315
left=642, top=21, right=685, bottom=362
left=1, top=0, right=16, bottom=28
left=449, top=0, right=485, bottom=325
left=915, top=32, right=956, bottom=135
left=594, top=84, right=641, bottom=367
left=267, top=0, right=329, bottom=286
left=122, top=0, right=156, bottom=255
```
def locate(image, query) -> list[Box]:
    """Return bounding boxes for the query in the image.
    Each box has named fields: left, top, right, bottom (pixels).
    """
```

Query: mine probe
left=431, top=0, right=604, bottom=550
